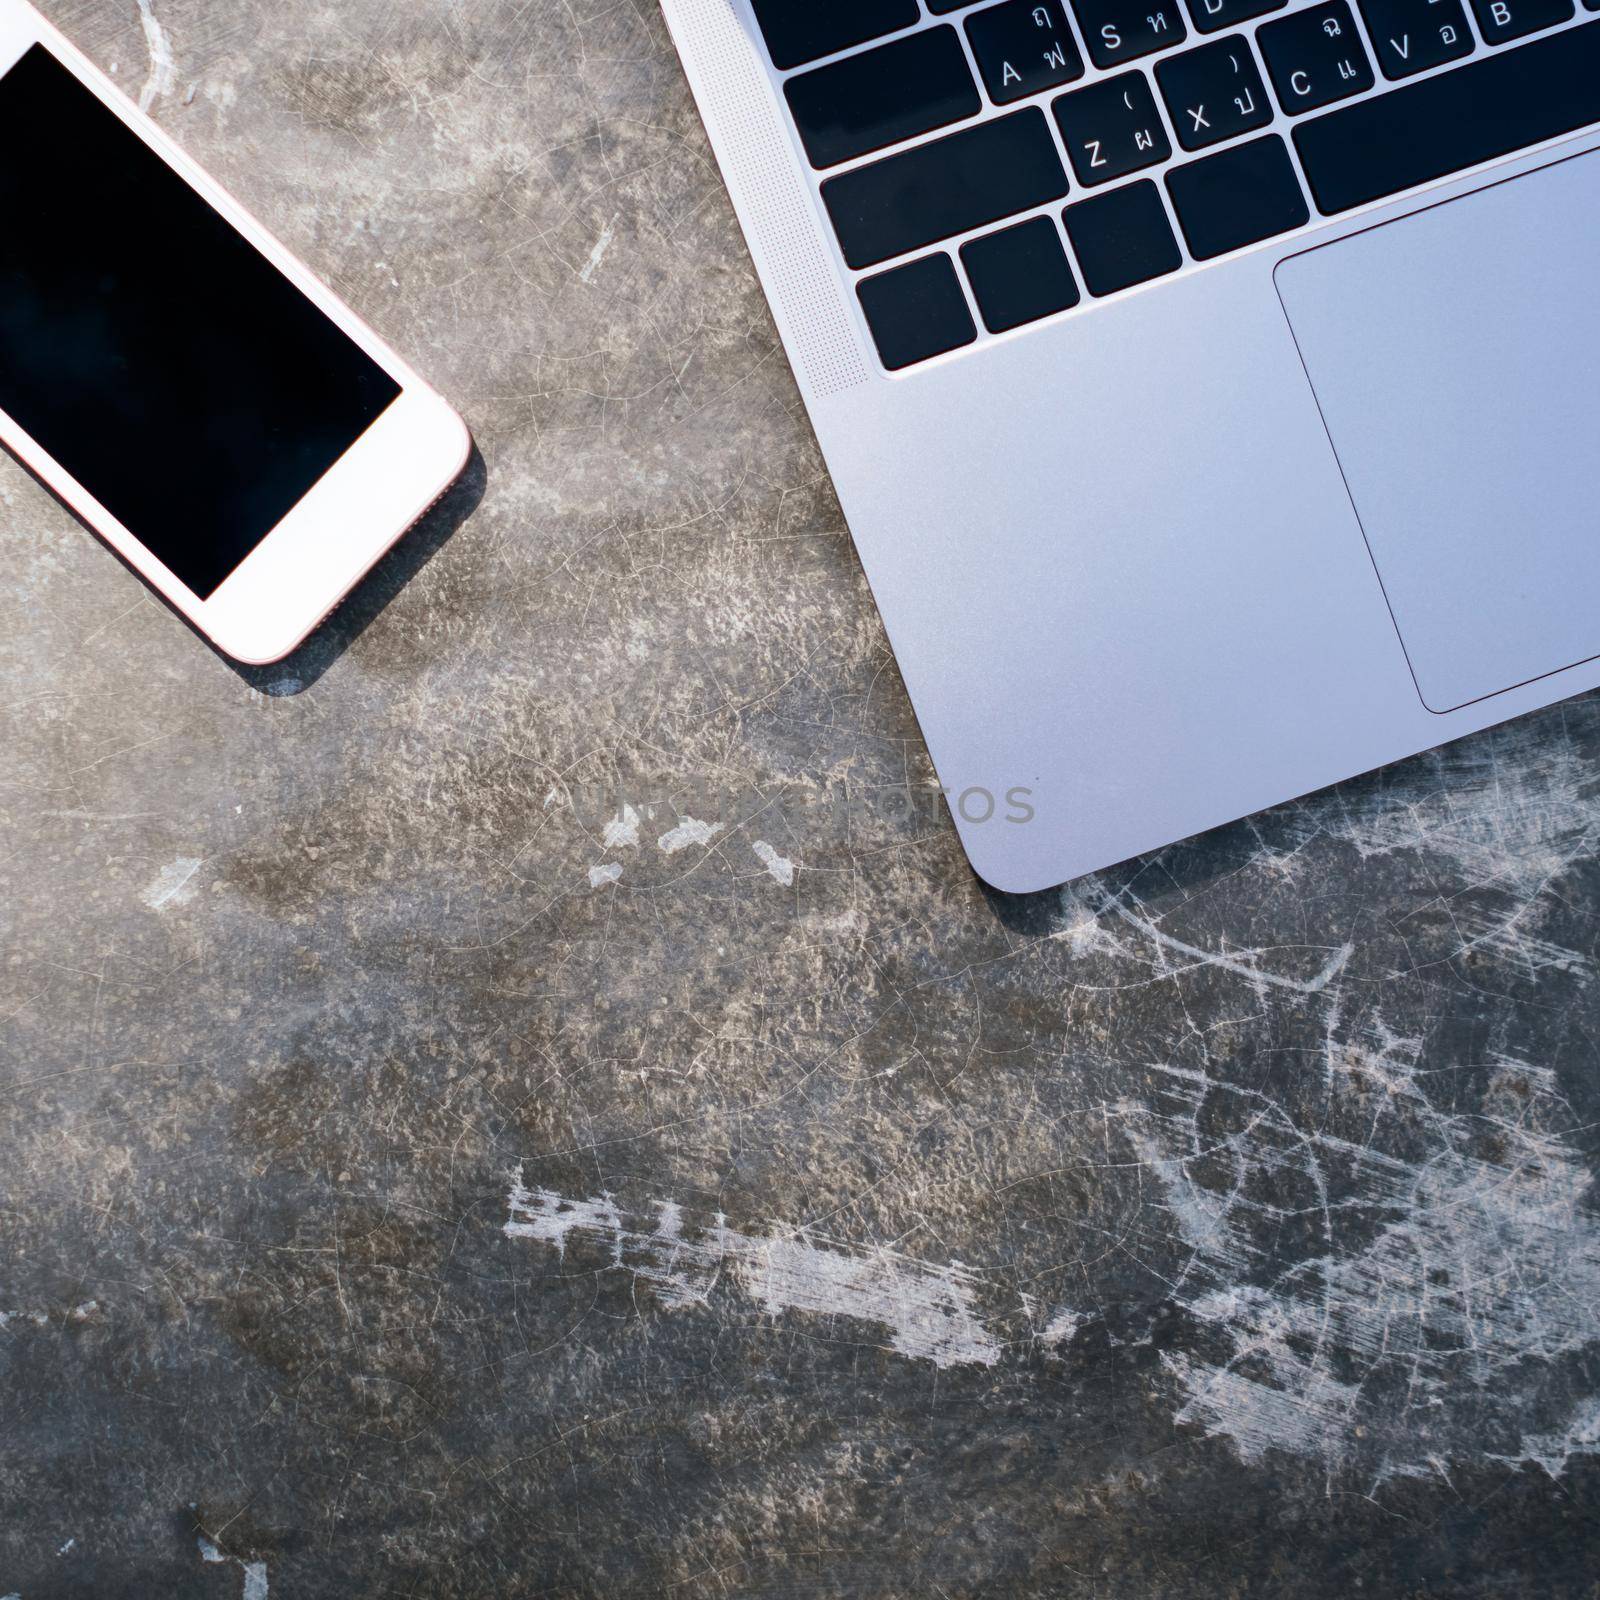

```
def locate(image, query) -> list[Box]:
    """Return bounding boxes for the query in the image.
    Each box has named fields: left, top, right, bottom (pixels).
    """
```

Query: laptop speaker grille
left=670, top=0, right=869, bottom=397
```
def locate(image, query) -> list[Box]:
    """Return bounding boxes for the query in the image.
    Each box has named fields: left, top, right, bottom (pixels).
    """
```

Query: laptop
left=661, top=0, right=1600, bottom=893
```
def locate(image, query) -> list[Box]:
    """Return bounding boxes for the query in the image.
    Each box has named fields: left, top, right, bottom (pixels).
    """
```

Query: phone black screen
left=0, top=46, right=401, bottom=598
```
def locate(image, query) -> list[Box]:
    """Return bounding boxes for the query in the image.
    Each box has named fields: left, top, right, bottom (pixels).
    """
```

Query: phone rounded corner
left=396, top=383, right=473, bottom=493
left=212, top=620, right=308, bottom=665
left=205, top=613, right=315, bottom=668
left=426, top=392, right=474, bottom=486
left=447, top=404, right=474, bottom=473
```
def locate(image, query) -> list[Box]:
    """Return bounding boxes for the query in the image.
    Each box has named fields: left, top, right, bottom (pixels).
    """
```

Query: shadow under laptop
left=976, top=790, right=1331, bottom=937
left=229, top=444, right=487, bottom=696
left=976, top=717, right=1566, bottom=939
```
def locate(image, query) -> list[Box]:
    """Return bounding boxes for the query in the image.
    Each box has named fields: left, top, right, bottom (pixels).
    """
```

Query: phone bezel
left=0, top=2, right=470, bottom=664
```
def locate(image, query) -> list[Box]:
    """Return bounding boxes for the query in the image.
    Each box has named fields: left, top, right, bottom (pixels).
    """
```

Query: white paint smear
left=9, top=1301, right=95, bottom=1326
left=657, top=816, right=721, bottom=855
left=195, top=1534, right=267, bottom=1600
left=1040, top=1308, right=1083, bottom=1349
left=588, top=863, right=623, bottom=889
left=505, top=1174, right=1001, bottom=1369
left=751, top=840, right=795, bottom=886
left=143, top=856, right=202, bottom=912
left=602, top=804, right=640, bottom=849
left=578, top=215, right=617, bottom=284
left=135, top=0, right=176, bottom=112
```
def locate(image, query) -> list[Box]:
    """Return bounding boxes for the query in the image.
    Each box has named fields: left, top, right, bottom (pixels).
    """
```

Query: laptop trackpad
left=1276, top=152, right=1600, bottom=714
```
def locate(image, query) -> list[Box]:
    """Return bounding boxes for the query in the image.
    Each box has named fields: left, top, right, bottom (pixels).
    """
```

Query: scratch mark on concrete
left=1097, top=887, right=1353, bottom=995
left=1342, top=744, right=1600, bottom=892
left=1122, top=1034, right=1600, bottom=1482
left=143, top=856, right=202, bottom=912
left=1449, top=902, right=1588, bottom=980
left=1496, top=1396, right=1600, bottom=1479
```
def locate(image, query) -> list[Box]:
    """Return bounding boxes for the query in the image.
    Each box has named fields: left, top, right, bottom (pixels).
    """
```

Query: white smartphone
left=0, top=2, right=470, bottom=664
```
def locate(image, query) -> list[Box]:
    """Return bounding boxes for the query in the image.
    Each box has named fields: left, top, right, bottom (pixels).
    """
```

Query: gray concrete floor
left=5, top=1, right=1600, bottom=1594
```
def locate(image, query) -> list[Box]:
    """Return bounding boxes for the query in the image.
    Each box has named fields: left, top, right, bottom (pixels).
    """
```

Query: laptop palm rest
left=1275, top=150, right=1600, bottom=714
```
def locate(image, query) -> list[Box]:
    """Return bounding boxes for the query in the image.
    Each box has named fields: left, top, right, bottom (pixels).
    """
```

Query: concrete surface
left=5, top=1, right=1600, bottom=1594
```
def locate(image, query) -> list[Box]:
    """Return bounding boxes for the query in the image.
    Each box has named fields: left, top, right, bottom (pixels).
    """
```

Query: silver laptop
left=661, top=0, right=1600, bottom=893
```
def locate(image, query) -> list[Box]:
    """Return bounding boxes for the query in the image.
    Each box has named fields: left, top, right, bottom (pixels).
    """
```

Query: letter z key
left=1053, top=71, right=1173, bottom=183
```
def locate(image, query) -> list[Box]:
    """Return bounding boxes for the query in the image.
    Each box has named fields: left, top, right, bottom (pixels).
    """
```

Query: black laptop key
left=1054, top=72, right=1172, bottom=184
left=1064, top=180, right=1183, bottom=295
left=1468, top=0, right=1574, bottom=42
left=857, top=254, right=977, bottom=369
left=822, top=108, right=1070, bottom=269
left=1156, top=37, right=1273, bottom=149
left=1072, top=0, right=1188, bottom=67
left=1166, top=134, right=1309, bottom=257
left=786, top=29, right=981, bottom=169
left=967, top=0, right=1086, bottom=103
left=1186, top=0, right=1287, bottom=32
left=1357, top=0, right=1473, bottom=76
left=751, top=0, right=920, bottom=70
left=1295, top=19, right=1600, bottom=213
left=961, top=216, right=1081, bottom=331
left=1258, top=1, right=1375, bottom=113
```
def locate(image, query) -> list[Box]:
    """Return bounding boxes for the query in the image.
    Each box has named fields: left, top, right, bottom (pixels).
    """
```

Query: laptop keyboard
left=750, top=0, right=1600, bottom=369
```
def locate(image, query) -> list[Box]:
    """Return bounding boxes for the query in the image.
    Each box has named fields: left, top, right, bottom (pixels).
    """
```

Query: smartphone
left=0, top=2, right=470, bottom=664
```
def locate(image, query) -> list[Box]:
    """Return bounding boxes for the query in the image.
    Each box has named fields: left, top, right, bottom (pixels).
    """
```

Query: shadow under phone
left=3, top=436, right=487, bottom=694
left=229, top=444, right=488, bottom=695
